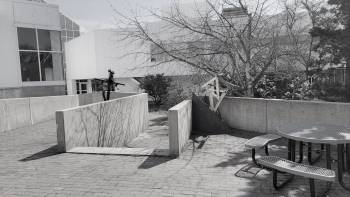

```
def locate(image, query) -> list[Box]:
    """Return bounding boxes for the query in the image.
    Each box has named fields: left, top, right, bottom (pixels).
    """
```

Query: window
left=18, top=28, right=37, bottom=50
left=38, top=29, right=61, bottom=51
left=76, top=80, right=88, bottom=94
left=73, top=31, right=80, bottom=37
left=67, top=30, right=74, bottom=38
left=40, top=53, right=63, bottom=81
left=17, top=27, right=63, bottom=82
left=19, top=52, right=40, bottom=81
left=73, top=23, right=79, bottom=31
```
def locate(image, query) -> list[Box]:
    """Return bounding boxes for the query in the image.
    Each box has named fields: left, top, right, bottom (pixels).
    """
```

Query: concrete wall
left=0, top=92, right=138, bottom=132
left=0, top=95, right=78, bottom=132
left=0, top=98, right=31, bottom=133
left=219, top=97, right=350, bottom=133
left=78, top=93, right=103, bottom=106
left=219, top=97, right=267, bottom=133
left=168, top=100, right=192, bottom=157
left=0, top=85, right=66, bottom=99
left=30, top=95, right=79, bottom=124
left=56, top=93, right=149, bottom=152
left=0, top=96, right=79, bottom=132
left=78, top=92, right=138, bottom=106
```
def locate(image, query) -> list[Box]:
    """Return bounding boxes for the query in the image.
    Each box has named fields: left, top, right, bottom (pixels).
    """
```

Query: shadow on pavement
left=138, top=156, right=174, bottom=169
left=19, top=145, right=62, bottom=162
left=149, top=116, right=168, bottom=126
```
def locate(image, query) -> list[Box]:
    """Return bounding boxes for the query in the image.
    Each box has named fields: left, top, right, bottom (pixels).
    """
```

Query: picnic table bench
left=245, top=134, right=281, bottom=166
left=257, top=156, right=335, bottom=197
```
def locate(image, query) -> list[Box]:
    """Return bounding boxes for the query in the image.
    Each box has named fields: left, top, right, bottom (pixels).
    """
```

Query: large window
left=17, top=27, right=63, bottom=82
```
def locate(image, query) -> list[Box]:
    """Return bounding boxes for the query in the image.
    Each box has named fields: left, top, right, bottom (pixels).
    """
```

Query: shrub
left=140, top=74, right=171, bottom=107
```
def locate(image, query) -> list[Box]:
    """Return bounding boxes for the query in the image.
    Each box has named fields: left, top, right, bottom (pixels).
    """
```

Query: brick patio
left=0, top=117, right=349, bottom=197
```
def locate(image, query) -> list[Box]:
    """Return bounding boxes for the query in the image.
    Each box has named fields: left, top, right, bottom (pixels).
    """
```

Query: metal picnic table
left=276, top=123, right=350, bottom=191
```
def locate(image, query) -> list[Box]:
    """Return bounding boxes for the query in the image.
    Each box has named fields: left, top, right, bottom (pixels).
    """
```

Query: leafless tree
left=116, top=0, right=291, bottom=96
left=282, top=0, right=330, bottom=80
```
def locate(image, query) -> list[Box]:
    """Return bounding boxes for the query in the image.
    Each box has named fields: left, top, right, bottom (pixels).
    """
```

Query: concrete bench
left=245, top=134, right=281, bottom=165
left=257, top=156, right=335, bottom=197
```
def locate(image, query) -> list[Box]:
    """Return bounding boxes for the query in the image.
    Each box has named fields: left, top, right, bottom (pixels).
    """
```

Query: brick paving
left=1, top=117, right=350, bottom=196
left=127, top=111, right=169, bottom=150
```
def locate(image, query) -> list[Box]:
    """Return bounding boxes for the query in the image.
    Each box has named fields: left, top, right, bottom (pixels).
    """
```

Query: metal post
left=291, top=140, right=296, bottom=162
left=346, top=144, right=350, bottom=173
left=308, top=142, right=312, bottom=164
left=288, top=140, right=292, bottom=160
left=326, top=144, right=331, bottom=169
left=309, top=179, right=315, bottom=197
left=252, top=148, right=258, bottom=166
left=297, top=141, right=304, bottom=163
left=264, top=145, right=269, bottom=156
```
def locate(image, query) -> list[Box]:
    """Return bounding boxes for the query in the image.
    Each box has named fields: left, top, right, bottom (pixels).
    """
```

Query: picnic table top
left=276, top=123, right=350, bottom=145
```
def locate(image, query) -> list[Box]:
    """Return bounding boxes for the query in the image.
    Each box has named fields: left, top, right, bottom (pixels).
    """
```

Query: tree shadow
left=138, top=156, right=174, bottom=169
left=210, top=135, right=315, bottom=197
left=19, top=145, right=62, bottom=162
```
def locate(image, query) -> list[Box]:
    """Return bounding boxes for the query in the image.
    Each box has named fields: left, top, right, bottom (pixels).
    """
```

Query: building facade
left=0, top=0, right=80, bottom=99
left=64, top=29, right=194, bottom=95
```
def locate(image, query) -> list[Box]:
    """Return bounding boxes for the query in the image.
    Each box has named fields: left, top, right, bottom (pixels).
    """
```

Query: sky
left=44, top=0, right=290, bottom=33
left=45, top=0, right=182, bottom=32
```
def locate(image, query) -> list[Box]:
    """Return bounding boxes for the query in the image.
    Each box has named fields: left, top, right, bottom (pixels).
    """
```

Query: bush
left=254, top=72, right=313, bottom=100
left=140, top=74, right=171, bottom=107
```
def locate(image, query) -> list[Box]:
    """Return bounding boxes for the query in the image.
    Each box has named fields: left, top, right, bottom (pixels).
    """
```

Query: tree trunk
left=345, top=58, right=350, bottom=101
left=246, top=82, right=254, bottom=97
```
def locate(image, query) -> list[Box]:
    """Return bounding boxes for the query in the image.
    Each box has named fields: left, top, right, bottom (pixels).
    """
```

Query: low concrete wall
left=0, top=85, right=66, bottom=99
left=219, top=97, right=267, bottom=133
left=0, top=98, right=31, bottom=132
left=56, top=93, right=149, bottom=152
left=78, top=92, right=139, bottom=106
left=30, top=95, right=79, bottom=124
left=168, top=100, right=192, bottom=157
left=0, top=92, right=140, bottom=132
left=219, top=97, right=350, bottom=133
left=78, top=93, right=103, bottom=106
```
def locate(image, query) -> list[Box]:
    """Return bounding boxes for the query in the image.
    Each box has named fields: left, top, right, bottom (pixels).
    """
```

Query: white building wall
left=65, top=32, right=98, bottom=81
left=65, top=29, right=194, bottom=81
left=115, top=78, right=141, bottom=93
left=66, top=79, right=74, bottom=95
left=94, top=30, right=150, bottom=78
left=0, top=0, right=62, bottom=89
left=13, top=0, right=61, bottom=30
left=0, top=0, right=22, bottom=88
left=65, top=29, right=150, bottom=95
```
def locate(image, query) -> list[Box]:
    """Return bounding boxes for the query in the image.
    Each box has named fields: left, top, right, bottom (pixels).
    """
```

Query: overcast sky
left=45, top=0, right=287, bottom=32
left=45, top=0, right=183, bottom=32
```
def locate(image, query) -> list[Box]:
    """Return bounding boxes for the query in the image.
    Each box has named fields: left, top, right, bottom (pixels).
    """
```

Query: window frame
left=76, top=80, right=88, bottom=94
left=17, top=27, right=63, bottom=82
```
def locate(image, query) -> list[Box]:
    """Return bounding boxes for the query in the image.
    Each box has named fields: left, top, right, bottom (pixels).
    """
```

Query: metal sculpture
left=201, top=76, right=227, bottom=112
left=94, top=69, right=125, bottom=101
